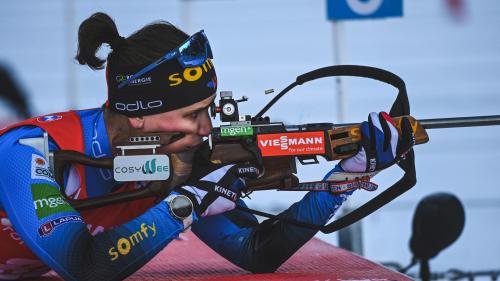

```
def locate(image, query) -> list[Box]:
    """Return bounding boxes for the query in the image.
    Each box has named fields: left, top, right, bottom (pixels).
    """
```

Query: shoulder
left=0, top=124, right=61, bottom=157
left=75, top=108, right=103, bottom=120
left=0, top=127, right=53, bottom=184
left=0, top=126, right=46, bottom=150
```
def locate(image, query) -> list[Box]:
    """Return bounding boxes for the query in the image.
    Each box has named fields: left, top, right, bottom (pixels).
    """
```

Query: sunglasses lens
left=178, top=32, right=211, bottom=67
left=206, top=41, right=213, bottom=59
left=119, top=31, right=213, bottom=88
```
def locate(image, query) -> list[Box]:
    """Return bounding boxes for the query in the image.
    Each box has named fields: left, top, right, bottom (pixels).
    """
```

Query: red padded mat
left=43, top=231, right=412, bottom=281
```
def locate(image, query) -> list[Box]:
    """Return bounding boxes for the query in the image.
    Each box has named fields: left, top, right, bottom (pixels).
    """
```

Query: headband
left=106, top=59, right=217, bottom=117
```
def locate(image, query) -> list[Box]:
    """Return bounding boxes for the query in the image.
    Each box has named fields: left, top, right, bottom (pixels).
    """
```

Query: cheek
left=145, top=118, right=196, bottom=133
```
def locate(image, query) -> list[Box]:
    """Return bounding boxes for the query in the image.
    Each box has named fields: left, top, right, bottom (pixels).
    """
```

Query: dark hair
left=75, top=12, right=188, bottom=70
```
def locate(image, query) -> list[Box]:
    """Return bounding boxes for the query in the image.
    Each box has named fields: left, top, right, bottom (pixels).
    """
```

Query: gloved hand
left=181, top=163, right=260, bottom=217
left=339, top=111, right=414, bottom=174
left=323, top=112, right=414, bottom=188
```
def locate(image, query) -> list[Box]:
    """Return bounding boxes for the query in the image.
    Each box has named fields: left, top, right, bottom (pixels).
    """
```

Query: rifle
left=208, top=91, right=429, bottom=191
left=58, top=65, right=500, bottom=233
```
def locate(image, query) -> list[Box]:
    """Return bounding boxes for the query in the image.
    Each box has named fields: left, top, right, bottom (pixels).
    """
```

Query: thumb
left=397, top=117, right=415, bottom=157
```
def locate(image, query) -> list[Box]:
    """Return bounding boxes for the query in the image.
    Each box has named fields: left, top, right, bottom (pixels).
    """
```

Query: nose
left=197, top=110, right=212, bottom=136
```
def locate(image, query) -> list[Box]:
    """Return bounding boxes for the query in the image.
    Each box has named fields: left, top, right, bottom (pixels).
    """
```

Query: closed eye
left=185, top=105, right=210, bottom=120
left=189, top=111, right=199, bottom=119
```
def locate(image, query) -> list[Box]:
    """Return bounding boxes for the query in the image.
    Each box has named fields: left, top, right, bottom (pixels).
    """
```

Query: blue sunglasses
left=118, top=30, right=213, bottom=89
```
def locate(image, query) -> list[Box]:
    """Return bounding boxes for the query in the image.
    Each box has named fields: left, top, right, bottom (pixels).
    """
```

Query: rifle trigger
left=297, top=156, right=319, bottom=165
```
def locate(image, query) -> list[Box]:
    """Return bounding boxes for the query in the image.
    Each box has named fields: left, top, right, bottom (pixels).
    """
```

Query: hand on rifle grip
left=340, top=112, right=415, bottom=173
left=396, top=116, right=415, bottom=161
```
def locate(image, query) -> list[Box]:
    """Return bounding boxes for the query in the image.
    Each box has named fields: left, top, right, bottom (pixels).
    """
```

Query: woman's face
left=130, top=95, right=215, bottom=154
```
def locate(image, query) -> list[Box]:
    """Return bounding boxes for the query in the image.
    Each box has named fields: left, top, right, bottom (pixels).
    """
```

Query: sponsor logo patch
left=31, top=184, right=75, bottom=220
left=108, top=222, right=157, bottom=261
left=220, top=126, right=253, bottom=137
left=36, top=115, right=62, bottom=123
left=168, top=59, right=214, bottom=87
left=214, top=185, right=238, bottom=201
left=115, top=100, right=163, bottom=112
left=38, top=215, right=83, bottom=237
left=116, top=74, right=152, bottom=86
left=237, top=167, right=259, bottom=174
left=257, top=131, right=325, bottom=156
left=31, top=154, right=54, bottom=181
left=329, top=180, right=378, bottom=194
left=113, top=155, right=170, bottom=181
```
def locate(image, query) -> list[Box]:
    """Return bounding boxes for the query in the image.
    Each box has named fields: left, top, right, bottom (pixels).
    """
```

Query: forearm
left=192, top=167, right=354, bottom=274
left=0, top=144, right=187, bottom=281
left=243, top=189, right=353, bottom=273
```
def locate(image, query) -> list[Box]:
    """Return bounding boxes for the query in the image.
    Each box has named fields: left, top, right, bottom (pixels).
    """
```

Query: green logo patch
left=220, top=126, right=253, bottom=137
left=31, top=184, right=75, bottom=219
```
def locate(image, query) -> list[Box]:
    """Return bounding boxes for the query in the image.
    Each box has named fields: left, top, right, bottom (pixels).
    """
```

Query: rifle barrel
left=334, top=115, right=500, bottom=130
left=419, top=115, right=500, bottom=129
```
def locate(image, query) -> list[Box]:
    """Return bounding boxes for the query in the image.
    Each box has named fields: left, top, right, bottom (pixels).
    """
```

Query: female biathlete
left=0, top=13, right=413, bottom=280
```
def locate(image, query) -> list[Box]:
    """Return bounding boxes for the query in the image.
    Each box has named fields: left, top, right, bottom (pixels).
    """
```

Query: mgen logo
left=257, top=132, right=325, bottom=156
left=31, top=184, right=75, bottom=220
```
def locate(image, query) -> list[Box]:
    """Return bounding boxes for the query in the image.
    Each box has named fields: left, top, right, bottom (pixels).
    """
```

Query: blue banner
left=327, top=0, right=403, bottom=21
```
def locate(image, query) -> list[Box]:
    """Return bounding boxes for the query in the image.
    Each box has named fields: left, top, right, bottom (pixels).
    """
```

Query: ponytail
left=75, top=12, right=125, bottom=70
left=75, top=12, right=188, bottom=71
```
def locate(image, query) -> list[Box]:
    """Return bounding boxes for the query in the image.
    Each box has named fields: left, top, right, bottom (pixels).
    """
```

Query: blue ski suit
left=0, top=108, right=351, bottom=280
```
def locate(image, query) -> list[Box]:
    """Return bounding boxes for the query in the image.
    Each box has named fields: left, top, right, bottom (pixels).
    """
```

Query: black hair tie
left=109, top=36, right=128, bottom=52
